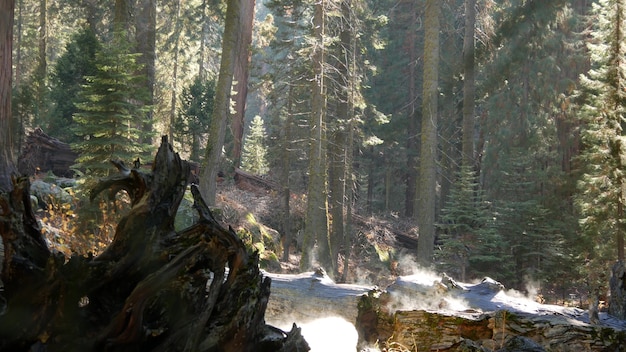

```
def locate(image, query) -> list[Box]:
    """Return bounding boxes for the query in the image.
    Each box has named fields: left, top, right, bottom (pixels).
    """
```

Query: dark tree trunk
left=230, top=0, right=255, bottom=169
left=0, top=137, right=309, bottom=351
left=609, top=261, right=626, bottom=320
left=0, top=0, right=16, bottom=192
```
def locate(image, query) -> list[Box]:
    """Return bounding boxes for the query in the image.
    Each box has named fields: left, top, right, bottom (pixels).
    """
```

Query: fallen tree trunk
left=264, top=268, right=371, bottom=324
left=356, top=275, right=626, bottom=352
left=17, top=127, right=78, bottom=178
left=0, top=136, right=308, bottom=351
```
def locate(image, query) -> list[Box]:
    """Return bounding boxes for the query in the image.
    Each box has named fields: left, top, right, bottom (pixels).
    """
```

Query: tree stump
left=0, top=136, right=309, bottom=351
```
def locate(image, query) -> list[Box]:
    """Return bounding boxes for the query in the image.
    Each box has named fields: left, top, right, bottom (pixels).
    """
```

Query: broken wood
left=355, top=275, right=626, bottom=352
left=0, top=136, right=309, bottom=351
left=17, top=127, right=78, bottom=178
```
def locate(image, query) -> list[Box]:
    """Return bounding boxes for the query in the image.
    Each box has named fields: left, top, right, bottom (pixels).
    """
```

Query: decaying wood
left=17, top=127, right=78, bottom=178
left=0, top=136, right=309, bottom=351
left=234, top=168, right=281, bottom=193
left=264, top=269, right=371, bottom=324
left=355, top=275, right=626, bottom=352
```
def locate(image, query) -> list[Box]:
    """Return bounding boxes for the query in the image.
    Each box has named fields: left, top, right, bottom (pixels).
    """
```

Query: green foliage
left=574, top=0, right=626, bottom=290
left=175, top=76, right=215, bottom=162
left=437, top=166, right=494, bottom=281
left=47, top=27, right=100, bottom=143
left=241, top=115, right=269, bottom=175
left=71, top=31, right=153, bottom=177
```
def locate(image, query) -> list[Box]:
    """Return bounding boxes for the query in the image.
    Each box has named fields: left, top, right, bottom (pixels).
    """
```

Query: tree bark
left=404, top=0, right=418, bottom=218
left=168, top=0, right=182, bottom=143
left=462, top=0, right=476, bottom=168
left=0, top=137, right=309, bottom=351
left=0, top=0, right=16, bottom=192
left=328, top=0, right=356, bottom=276
left=230, top=0, right=256, bottom=168
left=135, top=0, right=157, bottom=145
left=36, top=0, right=46, bottom=125
left=302, top=0, right=331, bottom=272
left=281, top=85, right=294, bottom=262
left=200, top=0, right=254, bottom=206
left=417, top=0, right=440, bottom=267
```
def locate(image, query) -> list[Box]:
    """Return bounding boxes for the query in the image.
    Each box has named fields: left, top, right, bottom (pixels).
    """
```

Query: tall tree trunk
left=462, top=0, right=476, bottom=168
left=199, top=0, right=209, bottom=81
left=281, top=84, right=294, bottom=262
left=342, top=19, right=358, bottom=281
left=417, top=0, right=440, bottom=267
left=0, top=0, right=15, bottom=192
left=366, top=145, right=374, bottom=214
left=328, top=0, right=353, bottom=275
left=14, top=0, right=21, bottom=89
left=302, top=0, right=331, bottom=272
left=200, top=0, right=254, bottom=205
left=230, top=0, right=256, bottom=168
left=168, top=0, right=182, bottom=143
left=114, top=0, right=131, bottom=34
left=36, top=0, right=46, bottom=126
left=135, top=0, right=157, bottom=145
left=405, top=0, right=418, bottom=218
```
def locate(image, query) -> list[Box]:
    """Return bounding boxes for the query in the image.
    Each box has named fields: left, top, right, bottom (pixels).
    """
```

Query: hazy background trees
left=5, top=0, right=626, bottom=302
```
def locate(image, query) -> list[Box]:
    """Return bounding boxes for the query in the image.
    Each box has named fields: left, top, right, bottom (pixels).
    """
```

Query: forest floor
left=35, top=172, right=573, bottom=304
left=34, top=173, right=417, bottom=290
left=213, top=178, right=414, bottom=288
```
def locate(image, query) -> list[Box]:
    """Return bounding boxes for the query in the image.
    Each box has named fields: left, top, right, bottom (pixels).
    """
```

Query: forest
left=1, top=0, right=626, bottom=349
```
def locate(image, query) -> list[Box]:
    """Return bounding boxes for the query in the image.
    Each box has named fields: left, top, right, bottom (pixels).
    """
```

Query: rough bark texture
left=0, top=137, right=309, bottom=351
left=302, top=0, right=331, bottom=272
left=356, top=276, right=626, bottom=352
left=462, top=0, right=476, bottom=167
left=135, top=0, right=157, bottom=144
left=18, top=127, right=78, bottom=178
left=0, top=0, right=16, bottom=193
left=609, top=261, right=626, bottom=319
left=417, top=0, right=440, bottom=266
left=230, top=0, right=255, bottom=168
left=264, top=269, right=370, bottom=324
left=200, top=0, right=254, bottom=206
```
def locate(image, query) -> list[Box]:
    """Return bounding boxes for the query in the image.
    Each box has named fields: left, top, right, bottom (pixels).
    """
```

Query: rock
left=30, top=179, right=74, bottom=209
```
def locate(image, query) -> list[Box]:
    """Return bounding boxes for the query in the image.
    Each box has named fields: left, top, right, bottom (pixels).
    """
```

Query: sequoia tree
left=200, top=0, right=255, bottom=206
left=0, top=0, right=16, bottom=192
left=417, top=0, right=440, bottom=267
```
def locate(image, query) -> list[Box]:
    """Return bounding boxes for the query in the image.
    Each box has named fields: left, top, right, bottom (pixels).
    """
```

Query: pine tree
left=575, top=0, right=626, bottom=321
left=71, top=31, right=152, bottom=177
left=175, top=76, right=215, bottom=162
left=47, top=27, right=99, bottom=143
left=241, top=115, right=269, bottom=175
left=437, top=166, right=490, bottom=282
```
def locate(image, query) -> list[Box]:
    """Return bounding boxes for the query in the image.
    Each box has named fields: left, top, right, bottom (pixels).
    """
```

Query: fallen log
left=356, top=274, right=626, bottom=352
left=0, top=136, right=309, bottom=351
left=17, top=127, right=78, bottom=178
left=264, top=268, right=371, bottom=324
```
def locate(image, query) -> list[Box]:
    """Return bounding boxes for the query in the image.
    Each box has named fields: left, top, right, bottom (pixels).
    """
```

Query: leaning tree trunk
left=0, top=136, right=309, bottom=352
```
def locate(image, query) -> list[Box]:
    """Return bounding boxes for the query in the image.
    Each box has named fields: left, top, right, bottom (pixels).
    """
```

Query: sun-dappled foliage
left=4, top=0, right=626, bottom=325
